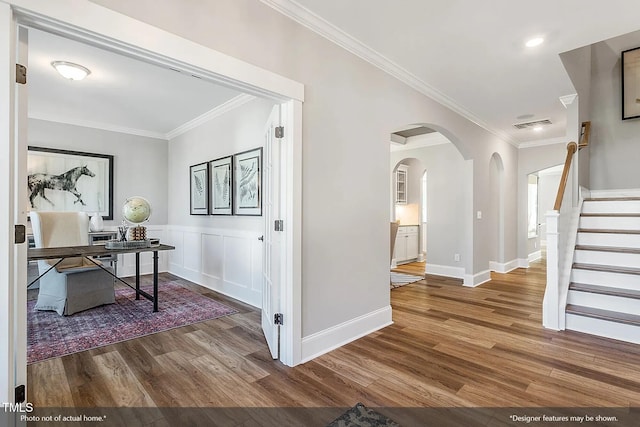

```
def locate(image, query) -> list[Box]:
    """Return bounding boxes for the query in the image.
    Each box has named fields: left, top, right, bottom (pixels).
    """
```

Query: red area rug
left=27, top=282, right=238, bottom=364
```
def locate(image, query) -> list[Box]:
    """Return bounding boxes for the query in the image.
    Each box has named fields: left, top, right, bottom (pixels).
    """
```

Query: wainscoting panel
left=117, top=227, right=169, bottom=278
left=166, top=226, right=262, bottom=308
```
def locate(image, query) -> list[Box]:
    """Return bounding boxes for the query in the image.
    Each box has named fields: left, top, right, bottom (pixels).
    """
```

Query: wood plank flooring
left=28, top=259, right=640, bottom=413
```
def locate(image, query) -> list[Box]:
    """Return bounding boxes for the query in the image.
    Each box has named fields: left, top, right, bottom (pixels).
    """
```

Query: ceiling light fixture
left=525, top=37, right=544, bottom=48
left=51, top=61, right=91, bottom=81
left=533, top=126, right=543, bottom=132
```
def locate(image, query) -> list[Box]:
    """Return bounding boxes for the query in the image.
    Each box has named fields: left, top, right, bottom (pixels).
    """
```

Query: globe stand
left=105, top=196, right=153, bottom=249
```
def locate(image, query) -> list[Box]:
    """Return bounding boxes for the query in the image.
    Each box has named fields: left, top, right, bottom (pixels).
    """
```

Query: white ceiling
left=28, top=27, right=245, bottom=140
left=28, top=2, right=640, bottom=146
left=266, top=0, right=640, bottom=145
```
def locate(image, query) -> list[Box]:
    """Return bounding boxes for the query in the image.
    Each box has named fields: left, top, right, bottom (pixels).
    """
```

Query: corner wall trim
left=464, top=270, right=491, bottom=287
left=300, top=305, right=392, bottom=363
left=489, top=259, right=520, bottom=274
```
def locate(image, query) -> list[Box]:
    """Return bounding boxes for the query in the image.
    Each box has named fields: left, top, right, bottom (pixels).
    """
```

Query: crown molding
left=166, top=94, right=256, bottom=140
left=259, top=0, right=517, bottom=146
left=28, top=113, right=167, bottom=140
left=518, top=136, right=567, bottom=149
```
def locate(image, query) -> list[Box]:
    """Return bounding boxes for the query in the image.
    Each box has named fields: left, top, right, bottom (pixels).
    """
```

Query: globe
left=122, top=196, right=151, bottom=224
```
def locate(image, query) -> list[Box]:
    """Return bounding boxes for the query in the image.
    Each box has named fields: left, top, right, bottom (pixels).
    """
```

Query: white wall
left=28, top=118, right=169, bottom=225
left=91, top=0, right=521, bottom=338
left=391, top=143, right=467, bottom=277
left=589, top=32, right=640, bottom=190
left=165, top=97, right=275, bottom=307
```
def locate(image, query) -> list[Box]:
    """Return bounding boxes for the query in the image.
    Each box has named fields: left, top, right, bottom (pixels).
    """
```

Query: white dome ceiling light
left=525, top=37, right=544, bottom=48
left=51, top=61, right=91, bottom=81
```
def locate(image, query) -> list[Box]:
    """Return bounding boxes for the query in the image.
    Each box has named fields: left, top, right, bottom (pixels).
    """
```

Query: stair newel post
left=543, top=210, right=561, bottom=330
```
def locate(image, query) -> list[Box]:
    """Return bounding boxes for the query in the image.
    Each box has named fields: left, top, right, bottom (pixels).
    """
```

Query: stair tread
left=585, top=198, right=640, bottom=202
left=581, top=213, right=640, bottom=217
left=575, top=245, right=640, bottom=254
left=566, top=304, right=640, bottom=326
left=578, top=228, right=640, bottom=234
left=572, top=263, right=640, bottom=275
left=569, top=283, right=640, bottom=299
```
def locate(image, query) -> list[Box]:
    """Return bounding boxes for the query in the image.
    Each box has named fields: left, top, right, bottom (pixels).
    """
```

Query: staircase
left=565, top=194, right=640, bottom=344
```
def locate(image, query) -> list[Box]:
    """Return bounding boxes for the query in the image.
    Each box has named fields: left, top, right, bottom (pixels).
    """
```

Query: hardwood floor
left=27, top=259, right=640, bottom=422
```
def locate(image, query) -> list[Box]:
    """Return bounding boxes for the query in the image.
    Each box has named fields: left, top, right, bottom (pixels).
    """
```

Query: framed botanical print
left=622, top=46, right=640, bottom=120
left=233, top=147, right=262, bottom=216
left=190, top=162, right=209, bottom=215
left=209, top=155, right=233, bottom=215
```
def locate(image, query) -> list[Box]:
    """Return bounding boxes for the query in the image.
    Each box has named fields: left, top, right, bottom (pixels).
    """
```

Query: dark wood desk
left=28, top=244, right=175, bottom=312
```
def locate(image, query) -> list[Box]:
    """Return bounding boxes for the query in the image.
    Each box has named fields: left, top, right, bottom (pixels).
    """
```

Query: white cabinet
left=395, top=165, right=408, bottom=204
left=394, top=225, right=419, bottom=264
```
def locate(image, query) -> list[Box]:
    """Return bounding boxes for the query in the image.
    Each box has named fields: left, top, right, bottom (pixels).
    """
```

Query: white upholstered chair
left=30, top=211, right=115, bottom=315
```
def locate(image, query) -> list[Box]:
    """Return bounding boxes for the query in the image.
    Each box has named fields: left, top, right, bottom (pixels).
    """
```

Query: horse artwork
left=28, top=165, right=96, bottom=209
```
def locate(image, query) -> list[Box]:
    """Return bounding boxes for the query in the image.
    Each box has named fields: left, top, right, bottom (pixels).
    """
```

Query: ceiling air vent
left=513, top=119, right=552, bottom=130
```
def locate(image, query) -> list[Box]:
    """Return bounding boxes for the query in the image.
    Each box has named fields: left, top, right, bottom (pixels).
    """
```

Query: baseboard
left=517, top=258, right=530, bottom=268
left=300, top=305, right=393, bottom=363
left=464, top=270, right=491, bottom=287
left=424, top=263, right=465, bottom=280
left=489, top=259, right=519, bottom=274
left=529, top=250, right=542, bottom=263
left=168, top=264, right=261, bottom=308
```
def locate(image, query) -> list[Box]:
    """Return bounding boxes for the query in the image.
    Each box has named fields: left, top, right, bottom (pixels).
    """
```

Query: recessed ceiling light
left=533, top=126, right=543, bottom=132
left=525, top=37, right=544, bottom=48
left=51, top=61, right=91, bottom=81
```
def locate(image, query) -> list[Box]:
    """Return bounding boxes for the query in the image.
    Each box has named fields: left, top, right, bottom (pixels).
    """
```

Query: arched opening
left=389, top=124, right=469, bottom=286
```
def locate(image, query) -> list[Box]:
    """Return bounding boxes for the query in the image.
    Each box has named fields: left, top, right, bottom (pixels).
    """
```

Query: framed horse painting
left=27, top=146, right=114, bottom=219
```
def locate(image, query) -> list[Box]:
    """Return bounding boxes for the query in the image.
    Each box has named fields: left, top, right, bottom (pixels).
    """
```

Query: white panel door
left=262, top=104, right=283, bottom=359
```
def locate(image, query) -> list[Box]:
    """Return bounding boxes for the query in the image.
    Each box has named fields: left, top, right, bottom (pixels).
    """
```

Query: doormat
left=390, top=272, right=424, bottom=289
left=327, top=403, right=400, bottom=427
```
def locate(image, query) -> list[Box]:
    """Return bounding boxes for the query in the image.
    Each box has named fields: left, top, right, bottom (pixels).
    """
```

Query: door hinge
left=16, top=64, right=27, bottom=84
left=15, top=384, right=25, bottom=403
left=15, top=224, right=26, bottom=244
left=274, top=219, right=284, bottom=231
left=274, top=313, right=283, bottom=325
left=275, top=126, right=284, bottom=139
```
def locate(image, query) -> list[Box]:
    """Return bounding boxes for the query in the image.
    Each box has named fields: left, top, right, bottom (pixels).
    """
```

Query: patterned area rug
left=390, top=272, right=424, bottom=289
left=327, top=403, right=400, bottom=427
left=27, top=282, right=238, bottom=364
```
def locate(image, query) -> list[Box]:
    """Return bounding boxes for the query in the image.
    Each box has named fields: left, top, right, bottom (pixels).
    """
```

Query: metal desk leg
left=135, top=252, right=140, bottom=300
left=153, top=250, right=159, bottom=312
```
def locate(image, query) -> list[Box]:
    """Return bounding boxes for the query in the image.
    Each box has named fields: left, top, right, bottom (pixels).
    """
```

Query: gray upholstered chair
left=30, top=211, right=115, bottom=315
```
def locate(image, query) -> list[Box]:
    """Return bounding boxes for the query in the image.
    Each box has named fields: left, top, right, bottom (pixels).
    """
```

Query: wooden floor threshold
left=569, top=282, right=640, bottom=299
left=566, top=304, right=640, bottom=326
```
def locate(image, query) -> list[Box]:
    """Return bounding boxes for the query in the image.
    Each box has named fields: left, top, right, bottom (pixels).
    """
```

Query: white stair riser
left=576, top=232, right=640, bottom=248
left=582, top=200, right=640, bottom=214
left=571, top=269, right=640, bottom=290
left=590, top=189, right=640, bottom=198
left=565, top=314, right=640, bottom=344
left=574, top=249, right=640, bottom=269
left=567, top=291, right=640, bottom=315
left=579, top=216, right=640, bottom=230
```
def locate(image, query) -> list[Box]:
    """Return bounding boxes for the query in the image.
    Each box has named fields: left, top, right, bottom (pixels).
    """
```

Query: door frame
left=1, top=0, right=304, bottom=400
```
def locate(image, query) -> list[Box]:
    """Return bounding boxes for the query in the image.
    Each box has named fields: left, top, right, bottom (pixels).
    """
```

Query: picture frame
left=621, top=47, right=640, bottom=120
left=27, top=146, right=114, bottom=219
left=190, top=162, right=209, bottom=215
left=209, top=155, right=233, bottom=215
left=233, top=147, right=262, bottom=216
